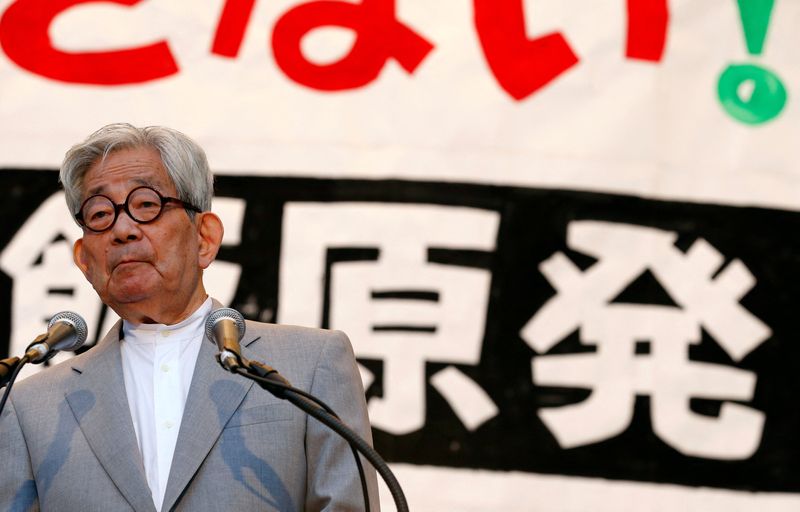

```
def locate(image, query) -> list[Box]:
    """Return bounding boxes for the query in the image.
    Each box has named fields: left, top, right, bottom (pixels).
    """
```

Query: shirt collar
left=122, top=297, right=213, bottom=343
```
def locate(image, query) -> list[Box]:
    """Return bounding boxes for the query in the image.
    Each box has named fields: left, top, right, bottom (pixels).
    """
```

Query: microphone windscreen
left=47, top=311, right=88, bottom=352
left=205, top=308, right=246, bottom=342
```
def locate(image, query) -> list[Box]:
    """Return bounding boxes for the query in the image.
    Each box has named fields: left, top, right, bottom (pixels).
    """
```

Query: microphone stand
left=244, top=361, right=372, bottom=512
left=0, top=312, right=87, bottom=417
left=0, top=357, right=21, bottom=388
left=0, top=327, right=72, bottom=416
left=0, top=331, right=53, bottom=416
left=230, top=359, right=409, bottom=512
left=0, top=355, right=29, bottom=417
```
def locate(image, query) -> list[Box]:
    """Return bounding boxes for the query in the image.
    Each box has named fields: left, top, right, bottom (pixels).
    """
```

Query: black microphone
left=24, top=311, right=88, bottom=364
left=205, top=308, right=246, bottom=371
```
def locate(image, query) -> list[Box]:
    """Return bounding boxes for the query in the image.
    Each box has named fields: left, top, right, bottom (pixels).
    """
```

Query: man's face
left=72, top=146, right=213, bottom=323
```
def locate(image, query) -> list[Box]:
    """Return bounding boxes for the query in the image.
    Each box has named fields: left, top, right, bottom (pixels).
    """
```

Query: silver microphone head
left=205, top=308, right=246, bottom=343
left=47, top=311, right=88, bottom=352
left=206, top=308, right=247, bottom=372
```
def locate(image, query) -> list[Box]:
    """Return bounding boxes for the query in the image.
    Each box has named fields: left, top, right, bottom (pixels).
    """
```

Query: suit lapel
left=65, top=322, right=156, bottom=512
left=161, top=330, right=254, bottom=511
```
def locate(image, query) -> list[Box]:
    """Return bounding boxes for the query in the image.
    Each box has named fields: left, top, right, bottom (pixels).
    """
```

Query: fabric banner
left=2, top=173, right=799, bottom=509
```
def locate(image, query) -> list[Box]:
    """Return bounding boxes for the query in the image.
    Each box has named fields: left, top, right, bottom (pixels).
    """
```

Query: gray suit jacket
left=0, top=313, right=380, bottom=511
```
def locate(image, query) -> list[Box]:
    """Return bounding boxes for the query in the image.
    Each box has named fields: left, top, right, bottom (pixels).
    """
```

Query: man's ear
left=73, top=238, right=89, bottom=277
left=197, top=212, right=224, bottom=269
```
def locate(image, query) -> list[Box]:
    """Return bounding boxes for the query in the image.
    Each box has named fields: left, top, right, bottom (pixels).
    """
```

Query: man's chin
left=104, top=288, right=161, bottom=323
left=106, top=282, right=158, bottom=305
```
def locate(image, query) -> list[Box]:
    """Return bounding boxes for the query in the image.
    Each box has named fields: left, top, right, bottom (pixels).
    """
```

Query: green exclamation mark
left=717, top=0, right=787, bottom=125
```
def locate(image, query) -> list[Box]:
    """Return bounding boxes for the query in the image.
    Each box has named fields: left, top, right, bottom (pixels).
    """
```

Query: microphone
left=205, top=308, right=246, bottom=371
left=24, top=311, right=89, bottom=364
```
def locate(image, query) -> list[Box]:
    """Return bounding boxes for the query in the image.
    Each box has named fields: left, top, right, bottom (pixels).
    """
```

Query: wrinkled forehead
left=82, top=146, right=174, bottom=198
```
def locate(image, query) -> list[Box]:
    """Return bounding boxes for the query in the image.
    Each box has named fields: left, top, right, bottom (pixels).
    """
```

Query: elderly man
left=0, top=124, right=379, bottom=511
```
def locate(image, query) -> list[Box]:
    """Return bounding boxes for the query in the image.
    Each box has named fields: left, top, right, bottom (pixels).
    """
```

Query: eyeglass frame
left=74, top=185, right=202, bottom=233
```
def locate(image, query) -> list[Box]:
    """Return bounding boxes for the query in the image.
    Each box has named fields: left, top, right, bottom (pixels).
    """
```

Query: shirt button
left=161, top=364, right=170, bottom=373
left=161, top=331, right=171, bottom=337
left=164, top=420, right=174, bottom=429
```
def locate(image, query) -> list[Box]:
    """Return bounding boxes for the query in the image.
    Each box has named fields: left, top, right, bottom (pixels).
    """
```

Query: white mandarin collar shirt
left=120, top=297, right=213, bottom=512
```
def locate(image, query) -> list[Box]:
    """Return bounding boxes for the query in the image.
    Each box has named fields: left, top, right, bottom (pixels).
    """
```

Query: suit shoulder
left=11, top=344, right=98, bottom=397
left=245, top=320, right=348, bottom=343
left=242, top=321, right=353, bottom=359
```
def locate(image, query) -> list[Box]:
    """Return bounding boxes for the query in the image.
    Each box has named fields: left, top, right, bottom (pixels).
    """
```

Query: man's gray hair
left=60, top=123, right=214, bottom=218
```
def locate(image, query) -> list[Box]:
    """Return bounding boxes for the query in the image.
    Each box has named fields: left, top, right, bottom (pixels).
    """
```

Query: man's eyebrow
left=86, top=177, right=158, bottom=197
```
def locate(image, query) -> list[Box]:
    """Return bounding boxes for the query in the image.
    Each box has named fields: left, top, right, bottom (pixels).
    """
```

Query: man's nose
left=111, top=208, right=143, bottom=242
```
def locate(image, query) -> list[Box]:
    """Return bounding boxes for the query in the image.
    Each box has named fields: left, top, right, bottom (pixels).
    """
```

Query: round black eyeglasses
left=75, top=186, right=201, bottom=233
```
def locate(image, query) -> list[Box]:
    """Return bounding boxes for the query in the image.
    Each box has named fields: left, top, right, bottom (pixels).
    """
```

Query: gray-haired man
left=0, top=123, right=379, bottom=511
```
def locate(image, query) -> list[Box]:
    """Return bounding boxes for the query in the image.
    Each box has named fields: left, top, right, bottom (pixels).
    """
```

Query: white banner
left=0, top=0, right=796, bottom=209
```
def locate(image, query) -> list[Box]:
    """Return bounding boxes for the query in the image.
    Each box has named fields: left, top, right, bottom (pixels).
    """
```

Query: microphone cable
left=0, top=354, right=29, bottom=417
left=236, top=363, right=409, bottom=512
left=243, top=361, right=372, bottom=512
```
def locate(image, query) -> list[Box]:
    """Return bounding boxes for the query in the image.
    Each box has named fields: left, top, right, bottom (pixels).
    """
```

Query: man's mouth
left=111, top=259, right=148, bottom=273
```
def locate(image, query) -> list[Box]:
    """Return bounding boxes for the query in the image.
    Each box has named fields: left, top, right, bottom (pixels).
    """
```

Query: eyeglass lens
left=81, top=187, right=164, bottom=231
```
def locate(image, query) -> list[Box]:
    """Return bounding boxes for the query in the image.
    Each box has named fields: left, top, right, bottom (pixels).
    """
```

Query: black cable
left=247, top=363, right=339, bottom=415
left=245, top=365, right=372, bottom=512
left=236, top=367, right=409, bottom=512
left=0, top=356, right=21, bottom=388
left=352, top=436, right=371, bottom=512
left=0, top=355, right=29, bottom=417
left=283, top=385, right=408, bottom=512
left=242, top=364, right=371, bottom=512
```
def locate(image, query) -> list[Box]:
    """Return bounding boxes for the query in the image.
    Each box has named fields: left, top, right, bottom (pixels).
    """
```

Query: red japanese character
left=211, top=0, right=257, bottom=58
left=271, top=0, right=434, bottom=91
left=626, top=0, right=669, bottom=61
left=0, top=0, right=178, bottom=85
left=474, top=0, right=579, bottom=101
